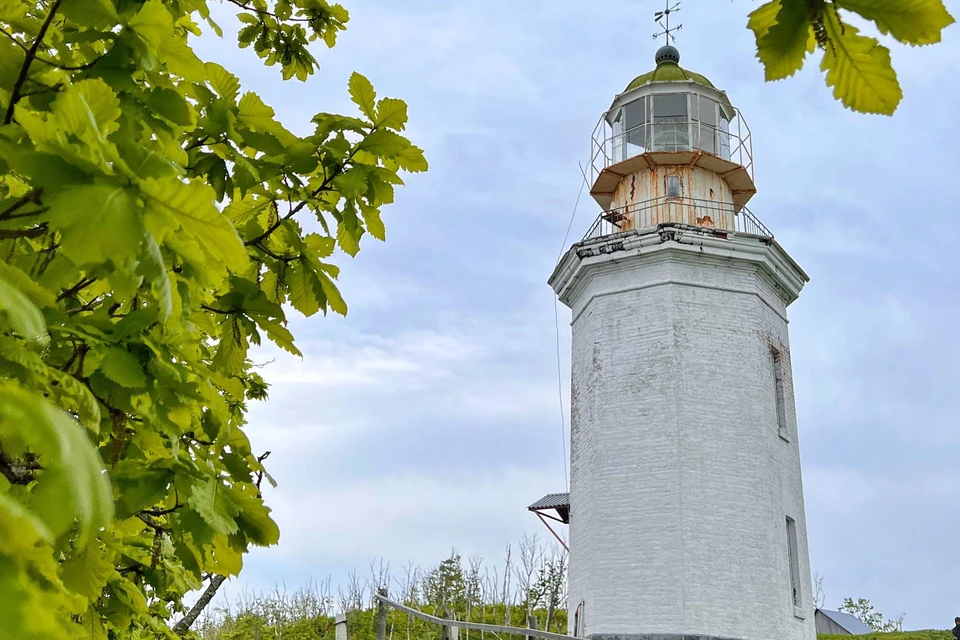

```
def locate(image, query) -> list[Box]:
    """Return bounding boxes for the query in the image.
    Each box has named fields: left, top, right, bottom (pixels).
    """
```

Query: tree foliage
left=0, top=0, right=426, bottom=637
left=840, top=597, right=906, bottom=633
left=748, top=0, right=955, bottom=115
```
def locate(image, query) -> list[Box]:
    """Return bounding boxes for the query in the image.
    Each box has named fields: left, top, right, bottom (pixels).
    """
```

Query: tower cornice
left=549, top=225, right=809, bottom=314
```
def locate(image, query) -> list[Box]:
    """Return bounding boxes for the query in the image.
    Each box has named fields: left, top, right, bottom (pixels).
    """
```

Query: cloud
left=191, top=0, right=960, bottom=631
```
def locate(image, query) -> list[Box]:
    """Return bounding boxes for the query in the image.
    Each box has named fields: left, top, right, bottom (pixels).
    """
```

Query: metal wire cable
left=551, top=164, right=589, bottom=492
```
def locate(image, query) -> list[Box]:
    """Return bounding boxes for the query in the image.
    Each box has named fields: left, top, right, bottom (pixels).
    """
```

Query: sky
left=190, top=0, right=960, bottom=630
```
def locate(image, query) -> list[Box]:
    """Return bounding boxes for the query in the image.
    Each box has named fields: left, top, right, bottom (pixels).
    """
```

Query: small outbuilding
left=815, top=609, right=874, bottom=635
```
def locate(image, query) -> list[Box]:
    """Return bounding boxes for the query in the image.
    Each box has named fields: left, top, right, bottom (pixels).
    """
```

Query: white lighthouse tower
left=538, top=31, right=817, bottom=640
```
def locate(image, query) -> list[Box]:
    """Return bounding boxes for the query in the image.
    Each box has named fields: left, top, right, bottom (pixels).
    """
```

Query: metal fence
left=589, top=104, right=754, bottom=187
left=366, top=592, right=581, bottom=640
left=582, top=196, right=772, bottom=242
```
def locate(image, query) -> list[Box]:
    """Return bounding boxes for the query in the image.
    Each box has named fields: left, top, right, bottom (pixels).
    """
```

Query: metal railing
left=582, top=196, right=772, bottom=242
left=368, top=592, right=580, bottom=640
left=589, top=108, right=754, bottom=187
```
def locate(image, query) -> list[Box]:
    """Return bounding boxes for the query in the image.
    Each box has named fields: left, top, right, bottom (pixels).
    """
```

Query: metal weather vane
left=653, top=1, right=682, bottom=45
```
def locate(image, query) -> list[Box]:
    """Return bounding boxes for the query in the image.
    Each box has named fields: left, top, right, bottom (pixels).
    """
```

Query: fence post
left=527, top=614, right=538, bottom=640
left=441, top=608, right=458, bottom=640
left=376, top=589, right=388, bottom=640
left=336, top=614, right=348, bottom=640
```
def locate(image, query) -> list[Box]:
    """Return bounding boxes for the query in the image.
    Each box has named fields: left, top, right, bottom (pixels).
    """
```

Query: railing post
left=527, top=614, right=538, bottom=640
left=336, top=614, right=348, bottom=640
left=376, top=588, right=388, bottom=640
left=441, top=608, right=458, bottom=640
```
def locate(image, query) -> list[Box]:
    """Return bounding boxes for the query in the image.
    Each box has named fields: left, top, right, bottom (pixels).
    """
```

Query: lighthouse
left=533, top=34, right=817, bottom=640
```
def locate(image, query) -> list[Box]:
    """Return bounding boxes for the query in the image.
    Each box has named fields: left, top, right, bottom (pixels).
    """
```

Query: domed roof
left=625, top=46, right=716, bottom=92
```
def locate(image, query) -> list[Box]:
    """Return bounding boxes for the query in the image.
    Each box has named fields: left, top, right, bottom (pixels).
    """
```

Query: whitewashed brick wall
left=558, top=238, right=816, bottom=640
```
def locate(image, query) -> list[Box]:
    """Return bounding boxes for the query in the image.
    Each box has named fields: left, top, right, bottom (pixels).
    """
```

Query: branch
left=0, top=451, right=42, bottom=485
left=251, top=241, right=297, bottom=262
left=173, top=574, right=228, bottom=636
left=226, top=0, right=313, bottom=23
left=4, top=0, right=65, bottom=125
left=200, top=304, right=236, bottom=316
left=254, top=450, right=271, bottom=495
left=140, top=504, right=182, bottom=517
left=0, top=224, right=48, bottom=239
left=243, top=138, right=368, bottom=247
left=0, top=188, right=43, bottom=221
left=56, top=276, right=96, bottom=302
left=0, top=27, right=107, bottom=71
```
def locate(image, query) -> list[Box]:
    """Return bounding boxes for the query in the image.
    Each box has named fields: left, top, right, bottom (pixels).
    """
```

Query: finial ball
left=655, top=45, right=680, bottom=65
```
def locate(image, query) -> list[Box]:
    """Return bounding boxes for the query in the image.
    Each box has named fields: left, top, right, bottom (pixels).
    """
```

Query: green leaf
left=394, top=144, right=428, bottom=173
left=0, top=276, right=47, bottom=344
left=375, top=97, right=408, bottom=131
left=337, top=219, right=361, bottom=257
left=205, top=62, right=241, bottom=103
left=140, top=177, right=249, bottom=273
left=820, top=14, right=902, bottom=115
left=98, top=347, right=147, bottom=389
left=237, top=92, right=277, bottom=132
left=358, top=128, right=409, bottom=157
left=230, top=482, right=280, bottom=546
left=60, top=0, right=120, bottom=29
left=348, top=72, right=377, bottom=120
left=60, top=541, right=116, bottom=601
left=835, top=0, right=955, bottom=46
left=146, top=87, right=196, bottom=127
left=187, top=479, right=240, bottom=535
left=46, top=184, right=143, bottom=266
left=287, top=262, right=321, bottom=317
left=161, top=38, right=207, bottom=82
left=315, top=269, right=347, bottom=316
left=117, top=140, right=184, bottom=180
left=333, top=167, right=369, bottom=199
left=361, top=205, right=386, bottom=241
left=127, top=0, right=173, bottom=50
left=0, top=261, right=56, bottom=309
left=749, top=0, right=816, bottom=81
left=223, top=194, right=272, bottom=225
left=51, top=79, right=122, bottom=143
left=112, top=463, right=173, bottom=519
left=0, top=383, right=113, bottom=545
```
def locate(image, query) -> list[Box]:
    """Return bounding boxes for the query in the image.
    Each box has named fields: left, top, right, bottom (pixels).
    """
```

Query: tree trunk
left=173, top=575, right=227, bottom=636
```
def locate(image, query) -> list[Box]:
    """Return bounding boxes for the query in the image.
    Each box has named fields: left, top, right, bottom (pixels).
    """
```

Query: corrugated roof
left=818, top=609, right=874, bottom=635
left=528, top=493, right=569, bottom=511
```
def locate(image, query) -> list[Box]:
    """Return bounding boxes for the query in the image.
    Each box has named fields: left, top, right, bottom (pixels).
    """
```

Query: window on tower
left=772, top=347, right=788, bottom=440
left=665, top=175, right=681, bottom=198
left=786, top=517, right=802, bottom=608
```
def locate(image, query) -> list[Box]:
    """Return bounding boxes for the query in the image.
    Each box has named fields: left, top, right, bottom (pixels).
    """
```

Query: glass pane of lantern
left=694, top=96, right=717, bottom=155
left=650, top=93, right=689, bottom=152
left=611, top=115, right=623, bottom=163
left=719, top=115, right=731, bottom=160
left=623, top=97, right=645, bottom=130
left=698, top=96, right=717, bottom=126
left=626, top=125, right=646, bottom=154
left=653, top=94, right=686, bottom=119
left=622, top=97, right=646, bottom=156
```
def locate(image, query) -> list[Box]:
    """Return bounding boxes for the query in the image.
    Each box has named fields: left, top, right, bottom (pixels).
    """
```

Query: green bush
left=819, top=632, right=952, bottom=640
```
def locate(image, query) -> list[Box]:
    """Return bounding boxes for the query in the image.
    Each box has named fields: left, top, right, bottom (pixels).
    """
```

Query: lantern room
left=588, top=46, right=758, bottom=236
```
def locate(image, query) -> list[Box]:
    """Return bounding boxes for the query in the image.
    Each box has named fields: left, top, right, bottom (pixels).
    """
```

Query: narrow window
left=772, top=347, right=788, bottom=440
left=786, top=517, right=802, bottom=608
left=666, top=175, right=681, bottom=198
